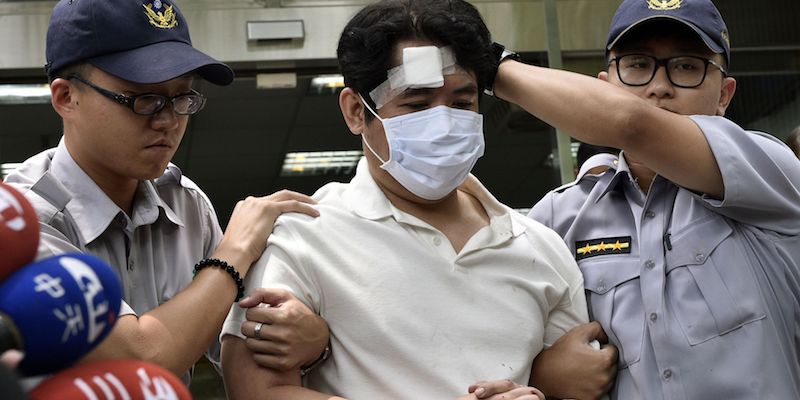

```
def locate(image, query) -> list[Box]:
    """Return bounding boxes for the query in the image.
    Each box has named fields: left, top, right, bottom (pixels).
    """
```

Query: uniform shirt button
left=695, top=253, right=705, bottom=262
left=645, top=211, right=655, bottom=218
left=663, top=369, right=673, bottom=380
left=649, top=313, right=658, bottom=322
left=645, top=260, right=655, bottom=269
left=433, top=237, right=442, bottom=246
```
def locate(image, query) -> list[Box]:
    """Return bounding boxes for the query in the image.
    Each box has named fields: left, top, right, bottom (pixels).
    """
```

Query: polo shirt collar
left=342, top=158, right=395, bottom=220
left=49, top=141, right=182, bottom=245
left=459, top=172, right=527, bottom=240
left=343, top=158, right=525, bottom=239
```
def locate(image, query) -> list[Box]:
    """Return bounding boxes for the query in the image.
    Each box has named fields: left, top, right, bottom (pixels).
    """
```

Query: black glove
left=484, top=42, right=521, bottom=97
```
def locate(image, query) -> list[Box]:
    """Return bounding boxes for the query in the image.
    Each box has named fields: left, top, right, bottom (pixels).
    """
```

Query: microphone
left=0, top=182, right=40, bottom=281
left=0, top=253, right=122, bottom=376
left=29, top=359, right=192, bottom=400
left=0, top=362, right=25, bottom=400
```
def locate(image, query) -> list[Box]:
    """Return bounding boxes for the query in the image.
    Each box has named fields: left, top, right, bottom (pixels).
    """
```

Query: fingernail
left=475, top=387, right=485, bottom=397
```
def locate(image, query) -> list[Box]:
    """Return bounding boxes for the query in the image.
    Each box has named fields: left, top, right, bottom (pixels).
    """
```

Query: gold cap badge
left=647, top=0, right=682, bottom=11
left=143, top=1, right=178, bottom=29
left=721, top=30, right=730, bottom=48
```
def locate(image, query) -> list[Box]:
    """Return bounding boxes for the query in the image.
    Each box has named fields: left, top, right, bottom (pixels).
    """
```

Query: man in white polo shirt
left=219, top=1, right=607, bottom=399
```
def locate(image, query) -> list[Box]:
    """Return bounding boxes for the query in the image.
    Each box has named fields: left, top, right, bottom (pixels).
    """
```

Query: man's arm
left=238, top=288, right=330, bottom=371
left=529, top=322, right=617, bottom=400
left=520, top=227, right=616, bottom=399
left=221, top=335, right=344, bottom=400
left=79, top=191, right=320, bottom=376
left=494, top=61, right=731, bottom=199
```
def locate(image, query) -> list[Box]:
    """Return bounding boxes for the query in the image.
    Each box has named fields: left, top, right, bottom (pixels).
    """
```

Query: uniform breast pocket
left=665, top=217, right=766, bottom=345
left=580, top=258, right=644, bottom=368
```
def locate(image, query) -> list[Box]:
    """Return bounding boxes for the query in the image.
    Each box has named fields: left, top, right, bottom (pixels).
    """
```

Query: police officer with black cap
left=489, top=0, right=800, bottom=399
left=5, top=0, right=329, bottom=382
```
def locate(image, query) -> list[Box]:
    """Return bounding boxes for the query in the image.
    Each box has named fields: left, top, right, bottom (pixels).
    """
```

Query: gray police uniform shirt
left=4, top=139, right=224, bottom=379
left=529, top=116, right=800, bottom=400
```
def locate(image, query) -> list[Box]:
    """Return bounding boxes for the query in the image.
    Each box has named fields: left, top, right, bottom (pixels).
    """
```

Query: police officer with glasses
left=493, top=0, right=800, bottom=399
left=5, top=0, right=329, bottom=382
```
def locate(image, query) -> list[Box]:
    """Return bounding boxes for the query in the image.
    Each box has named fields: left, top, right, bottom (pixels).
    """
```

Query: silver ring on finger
left=254, top=322, right=263, bottom=339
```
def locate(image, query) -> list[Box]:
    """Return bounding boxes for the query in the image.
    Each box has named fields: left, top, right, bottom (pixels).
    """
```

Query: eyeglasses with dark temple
left=608, top=54, right=728, bottom=89
left=68, top=75, right=206, bottom=115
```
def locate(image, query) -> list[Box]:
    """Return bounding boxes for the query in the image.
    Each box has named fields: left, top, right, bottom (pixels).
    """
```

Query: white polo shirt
left=223, top=158, right=587, bottom=399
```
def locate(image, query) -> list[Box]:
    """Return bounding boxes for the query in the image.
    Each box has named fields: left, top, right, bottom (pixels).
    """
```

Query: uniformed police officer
left=4, top=0, right=329, bottom=381
left=492, top=0, right=800, bottom=399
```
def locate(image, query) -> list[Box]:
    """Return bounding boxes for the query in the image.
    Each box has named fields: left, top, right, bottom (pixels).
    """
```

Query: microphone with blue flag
left=0, top=253, right=122, bottom=376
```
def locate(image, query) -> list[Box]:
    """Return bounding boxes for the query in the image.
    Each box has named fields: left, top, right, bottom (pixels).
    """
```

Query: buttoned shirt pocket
left=665, top=216, right=766, bottom=345
left=581, top=258, right=643, bottom=368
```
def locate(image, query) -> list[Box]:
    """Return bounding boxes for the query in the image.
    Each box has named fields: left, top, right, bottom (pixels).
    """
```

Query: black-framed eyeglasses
left=608, top=54, right=728, bottom=89
left=68, top=75, right=206, bottom=115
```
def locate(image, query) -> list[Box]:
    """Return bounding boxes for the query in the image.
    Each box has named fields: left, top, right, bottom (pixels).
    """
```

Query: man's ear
left=597, top=71, right=610, bottom=82
left=50, top=78, right=79, bottom=119
left=716, top=76, right=737, bottom=117
left=339, top=87, right=367, bottom=136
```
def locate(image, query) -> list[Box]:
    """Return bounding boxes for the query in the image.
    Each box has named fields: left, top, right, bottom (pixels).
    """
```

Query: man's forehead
left=370, top=44, right=467, bottom=109
left=397, top=73, right=478, bottom=97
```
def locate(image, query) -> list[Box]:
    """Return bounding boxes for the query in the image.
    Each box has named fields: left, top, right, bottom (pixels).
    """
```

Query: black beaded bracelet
left=193, top=258, right=244, bottom=302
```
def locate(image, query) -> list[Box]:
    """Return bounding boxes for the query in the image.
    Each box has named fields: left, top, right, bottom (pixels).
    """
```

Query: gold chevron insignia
left=143, top=1, right=178, bottom=29
left=647, top=0, right=681, bottom=11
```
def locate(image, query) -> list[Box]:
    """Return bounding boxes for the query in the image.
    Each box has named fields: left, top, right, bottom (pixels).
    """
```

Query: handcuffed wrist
left=300, top=343, right=331, bottom=377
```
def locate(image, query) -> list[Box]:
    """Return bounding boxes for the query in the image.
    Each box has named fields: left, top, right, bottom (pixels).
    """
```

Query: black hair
left=337, top=0, right=496, bottom=120
left=786, top=126, right=800, bottom=159
left=577, top=142, right=619, bottom=168
left=48, top=63, right=89, bottom=85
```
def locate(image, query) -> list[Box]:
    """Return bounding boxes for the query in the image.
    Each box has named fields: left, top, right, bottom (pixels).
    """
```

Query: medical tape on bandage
left=369, top=46, right=457, bottom=109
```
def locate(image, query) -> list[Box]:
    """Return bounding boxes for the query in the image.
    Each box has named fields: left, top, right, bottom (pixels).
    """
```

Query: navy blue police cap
left=606, top=0, right=730, bottom=66
left=45, top=0, right=233, bottom=85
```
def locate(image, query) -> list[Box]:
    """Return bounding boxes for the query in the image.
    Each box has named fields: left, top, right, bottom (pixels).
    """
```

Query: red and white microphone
left=0, top=182, right=39, bottom=280
left=29, top=359, right=192, bottom=400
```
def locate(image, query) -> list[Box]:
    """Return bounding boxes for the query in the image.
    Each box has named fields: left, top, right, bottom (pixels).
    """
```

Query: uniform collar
left=47, top=140, right=183, bottom=245
left=343, top=158, right=525, bottom=238
left=594, top=151, right=636, bottom=202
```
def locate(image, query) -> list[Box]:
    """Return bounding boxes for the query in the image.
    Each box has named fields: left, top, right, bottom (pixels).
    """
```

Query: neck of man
left=628, top=161, right=657, bottom=194
left=97, top=178, right=138, bottom=217
left=380, top=183, right=490, bottom=254
left=68, top=151, right=138, bottom=216
left=64, top=131, right=139, bottom=216
left=622, top=152, right=657, bottom=193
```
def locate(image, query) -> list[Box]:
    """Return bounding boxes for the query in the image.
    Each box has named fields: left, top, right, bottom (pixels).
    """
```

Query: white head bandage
left=369, top=46, right=457, bottom=109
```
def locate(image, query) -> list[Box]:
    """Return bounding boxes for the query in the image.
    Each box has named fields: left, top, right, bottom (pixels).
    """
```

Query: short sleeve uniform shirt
left=530, top=116, right=800, bottom=400
left=5, top=140, right=223, bottom=373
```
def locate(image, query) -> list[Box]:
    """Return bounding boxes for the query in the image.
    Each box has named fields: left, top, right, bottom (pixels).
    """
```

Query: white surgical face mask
left=360, top=96, right=485, bottom=200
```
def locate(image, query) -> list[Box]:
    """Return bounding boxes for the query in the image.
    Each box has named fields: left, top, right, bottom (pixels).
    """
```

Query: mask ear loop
left=358, top=94, right=390, bottom=165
